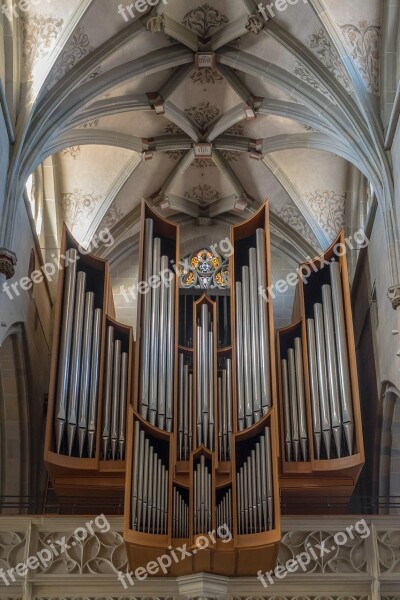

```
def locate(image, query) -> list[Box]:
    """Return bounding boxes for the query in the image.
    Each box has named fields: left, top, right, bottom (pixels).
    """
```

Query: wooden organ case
left=45, top=203, right=364, bottom=576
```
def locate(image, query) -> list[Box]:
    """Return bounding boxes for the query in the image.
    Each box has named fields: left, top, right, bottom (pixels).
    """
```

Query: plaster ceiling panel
left=92, top=111, right=171, bottom=139
left=103, top=153, right=178, bottom=220
left=235, top=71, right=298, bottom=103
left=272, top=148, right=349, bottom=243
left=229, top=154, right=290, bottom=207
left=241, top=114, right=310, bottom=139
left=97, top=71, right=174, bottom=100
left=169, top=160, right=236, bottom=201
left=238, top=30, right=297, bottom=73
left=70, top=0, right=145, bottom=51
left=168, top=75, right=243, bottom=119
left=98, top=31, right=173, bottom=74
left=58, top=144, right=134, bottom=242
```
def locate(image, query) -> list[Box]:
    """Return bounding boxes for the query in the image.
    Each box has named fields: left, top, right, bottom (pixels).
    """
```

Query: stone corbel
left=0, top=247, right=17, bottom=281
left=245, top=14, right=265, bottom=35
left=388, top=285, right=400, bottom=310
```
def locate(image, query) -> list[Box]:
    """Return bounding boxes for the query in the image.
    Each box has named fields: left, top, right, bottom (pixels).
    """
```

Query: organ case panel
left=277, top=232, right=364, bottom=506
left=44, top=227, right=133, bottom=496
left=124, top=202, right=281, bottom=576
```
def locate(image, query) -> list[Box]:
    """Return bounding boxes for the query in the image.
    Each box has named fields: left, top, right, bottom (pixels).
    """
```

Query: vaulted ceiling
left=16, top=0, right=383, bottom=266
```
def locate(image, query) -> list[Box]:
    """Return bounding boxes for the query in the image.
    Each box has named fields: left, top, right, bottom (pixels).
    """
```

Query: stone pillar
left=177, top=573, right=230, bottom=600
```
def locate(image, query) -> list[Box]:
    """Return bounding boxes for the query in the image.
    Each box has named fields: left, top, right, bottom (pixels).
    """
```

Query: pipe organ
left=277, top=233, right=364, bottom=510
left=45, top=203, right=364, bottom=576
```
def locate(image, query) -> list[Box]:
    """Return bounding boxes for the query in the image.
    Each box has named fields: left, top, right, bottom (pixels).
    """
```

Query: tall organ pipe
left=242, top=267, right=254, bottom=428
left=256, top=229, right=271, bottom=413
left=281, top=358, right=292, bottom=461
left=55, top=248, right=78, bottom=454
left=249, top=249, right=262, bottom=421
left=149, top=238, right=161, bottom=426
left=102, top=326, right=114, bottom=460
left=157, top=255, right=169, bottom=430
left=201, top=305, right=209, bottom=448
left=330, top=261, right=354, bottom=454
left=287, top=348, right=300, bottom=462
left=78, top=291, right=94, bottom=458
left=88, top=308, right=102, bottom=459
left=166, top=270, right=175, bottom=433
left=322, top=285, right=342, bottom=458
left=110, top=340, right=122, bottom=460
left=306, top=319, right=322, bottom=459
left=118, top=352, right=128, bottom=460
left=140, top=219, right=153, bottom=420
left=294, top=337, right=308, bottom=461
left=314, top=303, right=332, bottom=459
left=235, top=282, right=245, bottom=431
left=67, top=271, right=87, bottom=456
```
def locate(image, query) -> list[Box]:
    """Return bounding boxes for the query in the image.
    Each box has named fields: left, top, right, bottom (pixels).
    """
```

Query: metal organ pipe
left=67, top=271, right=87, bottom=456
left=235, top=234, right=272, bottom=431
left=256, top=229, right=271, bottom=414
left=149, top=238, right=161, bottom=427
left=140, top=218, right=154, bottom=420
left=88, top=308, right=102, bottom=459
left=237, top=427, right=273, bottom=535
left=235, top=282, right=245, bottom=431
left=241, top=267, right=254, bottom=428
left=55, top=248, right=78, bottom=454
left=322, top=284, right=342, bottom=458
left=294, top=337, right=308, bottom=461
left=330, top=261, right=354, bottom=454
left=306, top=319, right=322, bottom=460
left=314, top=303, right=332, bottom=459
left=78, top=291, right=94, bottom=458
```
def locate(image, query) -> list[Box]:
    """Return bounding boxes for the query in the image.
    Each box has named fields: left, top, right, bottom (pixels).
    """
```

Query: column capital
left=177, top=573, right=229, bottom=600
left=0, top=247, right=17, bottom=280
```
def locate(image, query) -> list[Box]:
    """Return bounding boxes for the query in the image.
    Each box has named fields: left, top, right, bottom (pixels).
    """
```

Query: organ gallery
left=44, top=202, right=364, bottom=576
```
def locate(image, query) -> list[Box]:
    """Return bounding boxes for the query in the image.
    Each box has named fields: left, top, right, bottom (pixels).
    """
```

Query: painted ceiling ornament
left=79, top=119, right=101, bottom=129
left=51, top=26, right=91, bottom=82
left=340, top=21, right=380, bottom=95
left=292, top=62, right=338, bottom=105
left=306, top=28, right=353, bottom=94
left=62, top=189, right=103, bottom=231
left=22, top=13, right=64, bottom=77
left=62, top=146, right=81, bottom=160
left=305, top=189, right=346, bottom=242
left=182, top=3, right=229, bottom=38
left=277, top=204, right=320, bottom=250
left=184, top=184, right=221, bottom=207
left=186, top=101, right=220, bottom=130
